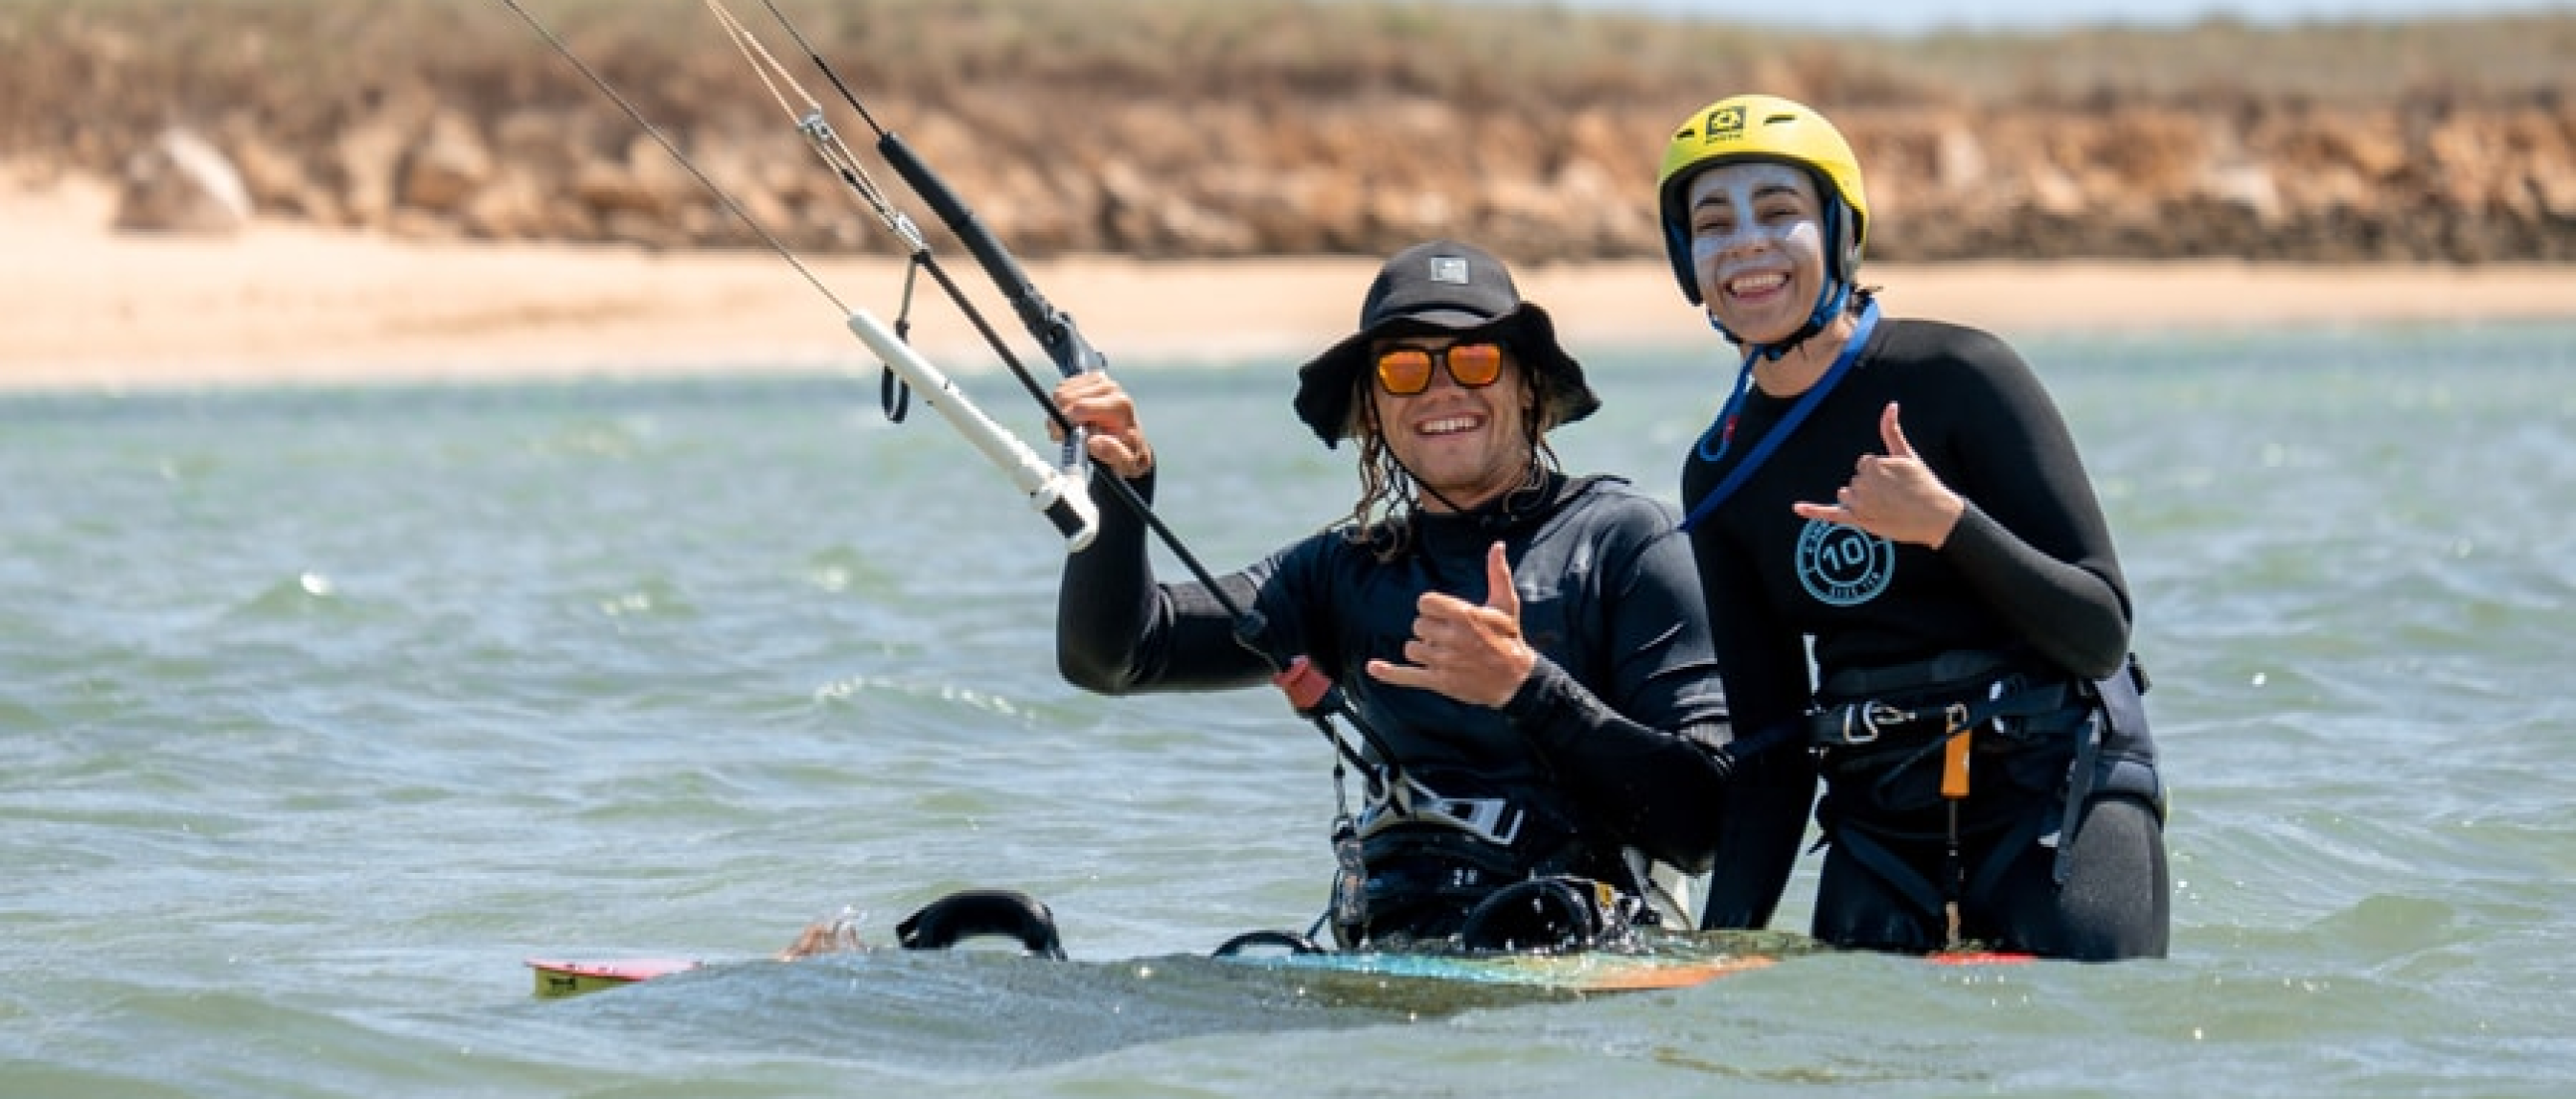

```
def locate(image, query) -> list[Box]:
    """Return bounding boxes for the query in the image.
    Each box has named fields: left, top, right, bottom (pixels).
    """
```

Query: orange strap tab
left=1940, top=724, right=1972, bottom=799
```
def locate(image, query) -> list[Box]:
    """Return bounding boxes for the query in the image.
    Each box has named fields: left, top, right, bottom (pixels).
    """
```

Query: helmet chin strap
left=1709, top=277, right=1852, bottom=362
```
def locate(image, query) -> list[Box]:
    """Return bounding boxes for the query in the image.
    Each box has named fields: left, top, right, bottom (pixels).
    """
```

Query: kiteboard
left=523, top=887, right=2022, bottom=1000
left=526, top=944, right=1767, bottom=1000
left=526, top=938, right=2038, bottom=998
left=1225, top=945, right=1773, bottom=991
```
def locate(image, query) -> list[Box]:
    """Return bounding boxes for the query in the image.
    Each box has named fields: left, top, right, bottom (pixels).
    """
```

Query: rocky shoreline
left=15, top=2, right=2576, bottom=264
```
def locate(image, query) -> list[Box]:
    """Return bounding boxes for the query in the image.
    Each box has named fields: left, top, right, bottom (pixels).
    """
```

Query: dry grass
left=1892, top=16, right=2576, bottom=108
left=7, top=0, right=2566, bottom=158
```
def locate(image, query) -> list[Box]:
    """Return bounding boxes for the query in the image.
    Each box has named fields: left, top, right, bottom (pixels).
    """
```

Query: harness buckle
left=1363, top=777, right=1526, bottom=847
left=1438, top=795, right=1525, bottom=847
left=1843, top=701, right=1908, bottom=745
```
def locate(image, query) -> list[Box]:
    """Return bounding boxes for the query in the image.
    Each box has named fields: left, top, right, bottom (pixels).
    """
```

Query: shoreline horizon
left=8, top=177, right=2576, bottom=395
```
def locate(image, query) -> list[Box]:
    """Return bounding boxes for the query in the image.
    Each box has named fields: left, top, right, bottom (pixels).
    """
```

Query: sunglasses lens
left=1448, top=343, right=1505, bottom=387
left=1376, top=349, right=1433, bottom=395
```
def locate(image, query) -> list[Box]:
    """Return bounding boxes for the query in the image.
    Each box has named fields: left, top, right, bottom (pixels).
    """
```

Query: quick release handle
left=877, top=131, right=1107, bottom=379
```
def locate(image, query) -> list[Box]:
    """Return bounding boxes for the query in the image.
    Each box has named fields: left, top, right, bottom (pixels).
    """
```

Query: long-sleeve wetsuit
left=1680, top=314, right=2168, bottom=958
left=1058, top=468, right=1792, bottom=929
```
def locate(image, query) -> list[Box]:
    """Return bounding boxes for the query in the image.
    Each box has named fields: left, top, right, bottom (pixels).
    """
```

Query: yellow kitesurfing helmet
left=1655, top=94, right=1869, bottom=307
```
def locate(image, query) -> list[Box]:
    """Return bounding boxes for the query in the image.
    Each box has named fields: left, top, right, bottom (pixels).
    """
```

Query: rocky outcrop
left=110, top=127, right=252, bottom=235
left=11, top=3, right=2572, bottom=263
left=1849, top=104, right=2576, bottom=263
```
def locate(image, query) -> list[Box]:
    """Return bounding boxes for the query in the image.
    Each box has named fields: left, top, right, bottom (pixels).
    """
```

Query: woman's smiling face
left=1688, top=162, right=1828, bottom=346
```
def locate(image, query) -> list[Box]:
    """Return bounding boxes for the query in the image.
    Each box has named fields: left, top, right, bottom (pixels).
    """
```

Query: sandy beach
left=9, top=172, right=2575, bottom=394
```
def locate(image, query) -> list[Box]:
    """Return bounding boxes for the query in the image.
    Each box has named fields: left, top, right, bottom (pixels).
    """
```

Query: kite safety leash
left=490, top=0, right=1411, bottom=788
left=490, top=0, right=1094, bottom=549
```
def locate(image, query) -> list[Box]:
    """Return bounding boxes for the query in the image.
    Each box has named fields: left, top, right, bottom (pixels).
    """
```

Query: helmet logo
left=1428, top=256, right=1470, bottom=285
left=1704, top=104, right=1747, bottom=143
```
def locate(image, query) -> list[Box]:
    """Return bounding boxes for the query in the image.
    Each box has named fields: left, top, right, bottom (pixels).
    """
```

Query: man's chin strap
left=1411, top=472, right=1471, bottom=516
left=1400, top=456, right=1551, bottom=527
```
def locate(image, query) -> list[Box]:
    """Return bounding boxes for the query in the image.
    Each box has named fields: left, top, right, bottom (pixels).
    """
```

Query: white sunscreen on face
left=1687, top=162, right=1825, bottom=295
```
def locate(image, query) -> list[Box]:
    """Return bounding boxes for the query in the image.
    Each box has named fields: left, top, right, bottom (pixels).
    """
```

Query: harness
left=1807, top=651, right=2165, bottom=948
left=1319, top=770, right=1641, bottom=950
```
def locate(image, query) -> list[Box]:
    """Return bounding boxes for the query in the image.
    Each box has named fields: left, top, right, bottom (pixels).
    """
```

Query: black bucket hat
left=1292, top=240, right=1600, bottom=447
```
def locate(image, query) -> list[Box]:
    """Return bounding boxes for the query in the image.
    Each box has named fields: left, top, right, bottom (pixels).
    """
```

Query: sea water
left=4, top=320, right=2571, bottom=1095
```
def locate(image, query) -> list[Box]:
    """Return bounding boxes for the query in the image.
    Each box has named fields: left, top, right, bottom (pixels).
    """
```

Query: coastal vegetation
left=7, top=0, right=2571, bottom=261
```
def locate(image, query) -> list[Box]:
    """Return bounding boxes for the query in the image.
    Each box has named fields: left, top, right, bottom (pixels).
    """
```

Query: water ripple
left=7, top=335, right=2576, bottom=1095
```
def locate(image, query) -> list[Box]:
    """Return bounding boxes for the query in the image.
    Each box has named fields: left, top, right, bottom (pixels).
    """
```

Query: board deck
left=1226, top=948, right=1774, bottom=991
left=526, top=957, right=702, bottom=998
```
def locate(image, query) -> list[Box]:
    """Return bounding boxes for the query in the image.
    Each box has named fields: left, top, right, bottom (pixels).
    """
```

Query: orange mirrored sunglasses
left=1374, top=342, right=1506, bottom=396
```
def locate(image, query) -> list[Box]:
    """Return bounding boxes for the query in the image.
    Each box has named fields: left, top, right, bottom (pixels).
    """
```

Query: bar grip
left=877, top=131, right=1107, bottom=379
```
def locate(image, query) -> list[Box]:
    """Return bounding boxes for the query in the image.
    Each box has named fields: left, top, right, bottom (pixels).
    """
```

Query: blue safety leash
left=1678, top=299, right=1880, bottom=532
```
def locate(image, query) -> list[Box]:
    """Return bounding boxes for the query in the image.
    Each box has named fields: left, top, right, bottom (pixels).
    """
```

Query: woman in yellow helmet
left=1656, top=95, right=2170, bottom=959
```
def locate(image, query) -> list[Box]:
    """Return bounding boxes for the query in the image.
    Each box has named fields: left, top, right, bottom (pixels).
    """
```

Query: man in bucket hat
left=1050, top=240, right=1803, bottom=948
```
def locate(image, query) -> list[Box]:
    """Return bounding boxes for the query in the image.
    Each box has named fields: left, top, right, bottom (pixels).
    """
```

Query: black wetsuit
left=1680, top=314, right=2171, bottom=960
left=1058, top=469, right=1786, bottom=940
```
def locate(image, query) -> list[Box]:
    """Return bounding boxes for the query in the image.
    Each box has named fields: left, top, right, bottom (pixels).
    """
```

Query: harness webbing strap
left=1828, top=824, right=1948, bottom=926
left=1967, top=807, right=2055, bottom=913
left=2055, top=654, right=2156, bottom=885
left=1809, top=679, right=2079, bottom=748
left=1829, top=794, right=2056, bottom=947
left=1852, top=688, right=2070, bottom=811
left=2054, top=706, right=2104, bottom=888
